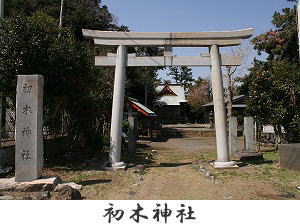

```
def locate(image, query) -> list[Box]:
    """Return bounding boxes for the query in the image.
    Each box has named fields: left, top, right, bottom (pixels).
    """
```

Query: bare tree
left=224, top=41, right=253, bottom=117
left=187, top=77, right=211, bottom=111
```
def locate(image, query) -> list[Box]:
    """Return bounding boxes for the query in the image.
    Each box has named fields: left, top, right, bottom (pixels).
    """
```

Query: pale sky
left=101, top=0, right=296, bottom=81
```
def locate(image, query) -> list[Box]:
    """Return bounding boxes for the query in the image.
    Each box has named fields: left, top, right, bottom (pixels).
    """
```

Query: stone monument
left=15, top=75, right=44, bottom=182
left=235, top=116, right=262, bottom=160
left=0, top=75, right=61, bottom=191
left=244, top=117, right=255, bottom=151
left=228, top=116, right=238, bottom=156
left=279, top=143, right=300, bottom=171
left=128, top=111, right=138, bottom=153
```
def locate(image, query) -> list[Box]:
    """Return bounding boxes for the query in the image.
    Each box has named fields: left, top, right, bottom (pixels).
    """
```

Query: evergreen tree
left=240, top=1, right=300, bottom=145
left=167, top=66, right=194, bottom=92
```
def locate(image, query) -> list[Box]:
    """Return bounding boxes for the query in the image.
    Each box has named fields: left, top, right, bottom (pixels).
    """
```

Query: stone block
left=55, top=182, right=82, bottom=191
left=15, top=75, right=44, bottom=182
left=279, top=144, right=300, bottom=171
left=0, top=176, right=61, bottom=192
left=229, top=116, right=238, bottom=156
left=135, top=164, right=145, bottom=172
left=244, top=117, right=255, bottom=151
left=35, top=191, right=51, bottom=200
left=128, top=112, right=138, bottom=153
left=0, top=195, right=15, bottom=200
left=55, top=185, right=82, bottom=200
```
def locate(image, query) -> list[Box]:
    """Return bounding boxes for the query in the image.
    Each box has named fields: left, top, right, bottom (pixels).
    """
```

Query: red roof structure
left=124, top=97, right=157, bottom=118
left=158, top=84, right=177, bottom=96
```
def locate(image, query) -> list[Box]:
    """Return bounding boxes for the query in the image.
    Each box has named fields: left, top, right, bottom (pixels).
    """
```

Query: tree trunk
left=256, top=122, right=262, bottom=151
left=274, top=125, right=283, bottom=150
left=226, top=67, right=233, bottom=118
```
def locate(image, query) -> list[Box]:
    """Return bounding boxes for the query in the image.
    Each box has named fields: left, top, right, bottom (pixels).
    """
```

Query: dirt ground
left=2, top=136, right=300, bottom=200
left=127, top=137, right=300, bottom=200
left=46, top=136, right=300, bottom=200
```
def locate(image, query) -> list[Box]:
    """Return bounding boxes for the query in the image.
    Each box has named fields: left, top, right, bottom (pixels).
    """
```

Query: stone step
left=153, top=129, right=216, bottom=137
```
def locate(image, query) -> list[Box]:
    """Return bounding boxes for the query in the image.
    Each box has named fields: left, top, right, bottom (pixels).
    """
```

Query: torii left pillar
left=109, top=45, right=127, bottom=168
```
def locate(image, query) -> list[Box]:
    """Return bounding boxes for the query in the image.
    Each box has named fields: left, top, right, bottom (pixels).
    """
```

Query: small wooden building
left=124, top=97, right=157, bottom=137
left=154, top=84, right=187, bottom=124
left=202, top=95, right=247, bottom=123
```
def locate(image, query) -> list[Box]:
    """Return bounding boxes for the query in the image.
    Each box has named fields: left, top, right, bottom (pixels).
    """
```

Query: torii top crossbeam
left=82, top=28, right=253, bottom=47
left=83, top=28, right=254, bottom=67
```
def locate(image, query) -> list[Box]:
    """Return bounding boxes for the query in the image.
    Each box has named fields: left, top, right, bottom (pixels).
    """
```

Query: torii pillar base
left=211, top=161, right=239, bottom=169
left=111, top=161, right=126, bottom=171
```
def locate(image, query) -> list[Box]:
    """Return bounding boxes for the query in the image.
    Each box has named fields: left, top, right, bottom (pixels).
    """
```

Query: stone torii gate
left=83, top=28, right=253, bottom=169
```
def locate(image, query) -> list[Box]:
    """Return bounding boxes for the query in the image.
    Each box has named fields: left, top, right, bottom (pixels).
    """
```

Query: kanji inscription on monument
left=15, top=75, right=44, bottom=182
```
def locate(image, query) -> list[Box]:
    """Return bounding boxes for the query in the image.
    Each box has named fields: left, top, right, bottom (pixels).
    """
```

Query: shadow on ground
left=44, top=148, right=108, bottom=172
left=148, top=162, right=192, bottom=168
left=78, top=179, right=112, bottom=186
left=237, top=159, right=274, bottom=167
left=124, top=143, right=155, bottom=166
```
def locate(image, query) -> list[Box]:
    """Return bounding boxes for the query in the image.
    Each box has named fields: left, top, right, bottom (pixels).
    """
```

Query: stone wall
left=279, top=144, right=300, bottom=172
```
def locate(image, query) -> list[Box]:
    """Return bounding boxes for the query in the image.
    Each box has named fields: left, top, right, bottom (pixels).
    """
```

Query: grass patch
left=66, top=172, right=90, bottom=183
left=138, top=170, right=146, bottom=175
left=200, top=151, right=216, bottom=162
left=263, top=150, right=279, bottom=161
left=213, top=169, right=254, bottom=181
left=199, top=149, right=300, bottom=196
left=123, top=146, right=154, bottom=165
left=51, top=165, right=74, bottom=171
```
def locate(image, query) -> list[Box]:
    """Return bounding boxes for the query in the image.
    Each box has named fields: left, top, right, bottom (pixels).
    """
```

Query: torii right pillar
left=210, top=45, right=236, bottom=168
